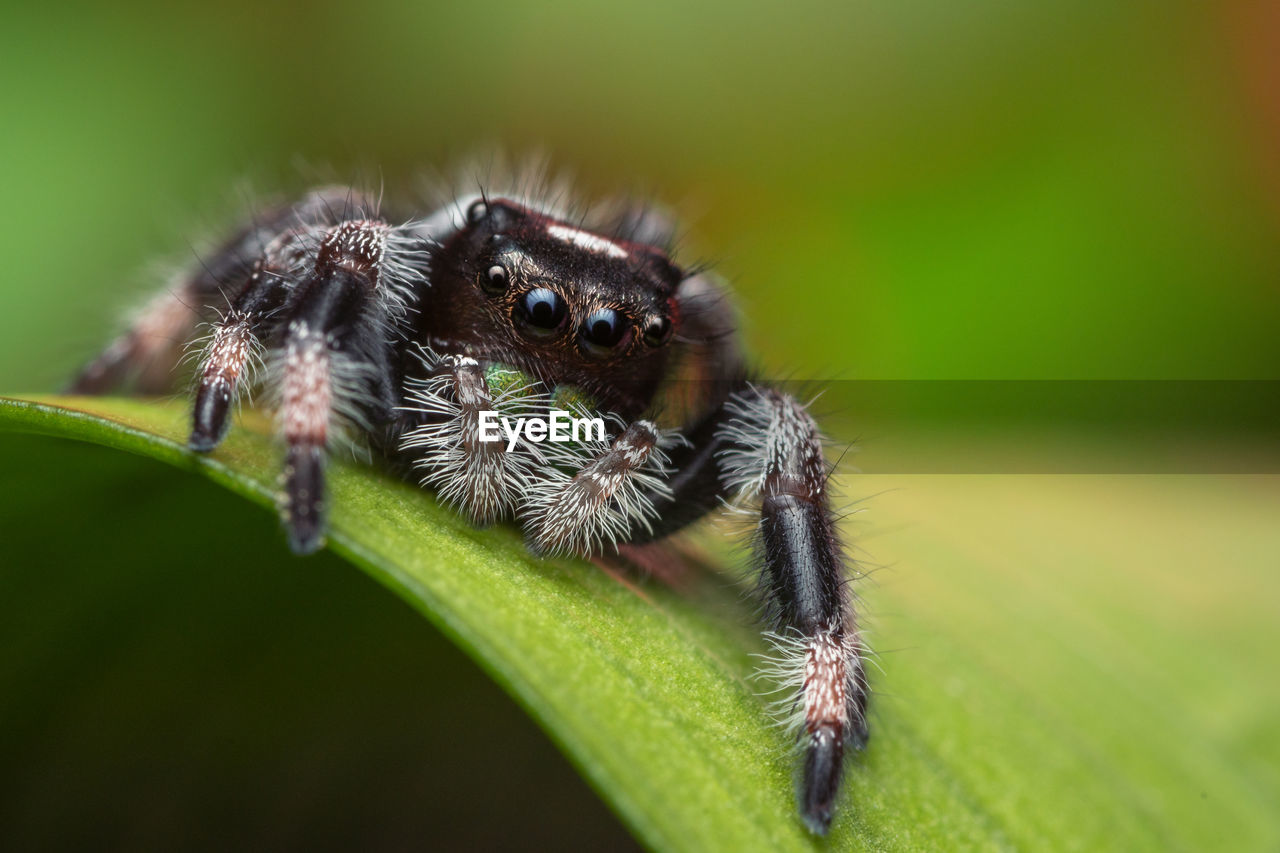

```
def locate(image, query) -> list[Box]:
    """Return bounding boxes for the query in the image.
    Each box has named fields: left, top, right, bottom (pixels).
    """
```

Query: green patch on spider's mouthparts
left=482, top=362, right=602, bottom=415
left=2, top=394, right=1278, bottom=852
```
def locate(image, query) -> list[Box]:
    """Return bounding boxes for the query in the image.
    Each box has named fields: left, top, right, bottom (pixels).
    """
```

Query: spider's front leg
left=720, top=386, right=869, bottom=834
left=627, top=383, right=868, bottom=834
left=184, top=204, right=426, bottom=553
left=269, top=219, right=420, bottom=553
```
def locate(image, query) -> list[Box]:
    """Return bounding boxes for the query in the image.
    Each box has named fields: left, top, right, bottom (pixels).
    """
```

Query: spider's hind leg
left=66, top=235, right=259, bottom=396
left=67, top=187, right=379, bottom=398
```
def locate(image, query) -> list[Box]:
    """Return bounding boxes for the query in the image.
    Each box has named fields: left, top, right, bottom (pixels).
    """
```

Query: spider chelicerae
left=69, top=174, right=870, bottom=835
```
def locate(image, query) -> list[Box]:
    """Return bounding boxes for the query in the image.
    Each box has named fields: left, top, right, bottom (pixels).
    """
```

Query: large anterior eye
left=580, top=308, right=629, bottom=354
left=514, top=287, right=568, bottom=337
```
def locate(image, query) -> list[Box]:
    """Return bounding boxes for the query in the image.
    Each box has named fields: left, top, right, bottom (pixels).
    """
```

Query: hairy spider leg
left=67, top=188, right=372, bottom=397
left=521, top=419, right=673, bottom=556
left=275, top=219, right=405, bottom=553
left=625, top=383, right=869, bottom=835
left=399, top=355, right=548, bottom=524
left=65, top=225, right=265, bottom=396
left=720, top=386, right=869, bottom=834
left=187, top=232, right=306, bottom=450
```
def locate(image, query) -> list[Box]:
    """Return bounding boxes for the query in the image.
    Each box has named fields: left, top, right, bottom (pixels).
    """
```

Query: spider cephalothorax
left=416, top=197, right=681, bottom=418
left=70, top=176, right=870, bottom=835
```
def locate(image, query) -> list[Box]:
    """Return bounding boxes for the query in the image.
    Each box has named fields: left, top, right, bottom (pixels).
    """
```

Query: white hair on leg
left=521, top=418, right=679, bottom=556
left=399, top=350, right=549, bottom=524
left=716, top=384, right=829, bottom=502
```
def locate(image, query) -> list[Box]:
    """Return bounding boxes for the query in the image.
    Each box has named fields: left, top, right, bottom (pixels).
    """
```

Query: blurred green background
left=3, top=0, right=1278, bottom=389
left=2, top=0, right=1278, bottom=848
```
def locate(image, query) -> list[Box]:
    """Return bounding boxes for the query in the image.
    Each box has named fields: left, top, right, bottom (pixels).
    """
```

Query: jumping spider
left=70, top=180, right=870, bottom=835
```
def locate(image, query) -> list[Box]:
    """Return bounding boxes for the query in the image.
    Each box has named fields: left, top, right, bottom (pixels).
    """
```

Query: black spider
left=69, top=177, right=870, bottom=835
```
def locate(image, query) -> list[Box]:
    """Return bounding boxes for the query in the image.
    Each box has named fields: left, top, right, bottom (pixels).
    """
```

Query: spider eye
left=481, top=263, right=509, bottom=295
left=641, top=316, right=672, bottom=347
left=466, top=199, right=488, bottom=224
left=580, top=308, right=629, bottom=355
left=514, top=288, right=568, bottom=337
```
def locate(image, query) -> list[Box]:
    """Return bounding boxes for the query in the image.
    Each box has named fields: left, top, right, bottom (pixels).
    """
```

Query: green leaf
left=1, top=395, right=1277, bottom=851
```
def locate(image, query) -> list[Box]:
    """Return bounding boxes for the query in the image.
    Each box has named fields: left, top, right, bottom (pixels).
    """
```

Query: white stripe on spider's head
left=545, top=223, right=628, bottom=259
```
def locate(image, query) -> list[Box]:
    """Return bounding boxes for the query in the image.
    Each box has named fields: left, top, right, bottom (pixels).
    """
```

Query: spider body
left=70, top=179, right=870, bottom=835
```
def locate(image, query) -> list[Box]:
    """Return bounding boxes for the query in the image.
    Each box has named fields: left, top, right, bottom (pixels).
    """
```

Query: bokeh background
left=1, top=0, right=1278, bottom=848
left=4, top=0, right=1280, bottom=388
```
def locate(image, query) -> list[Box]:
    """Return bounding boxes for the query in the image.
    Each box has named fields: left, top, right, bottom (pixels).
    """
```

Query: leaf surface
left=1, top=395, right=1276, bottom=851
